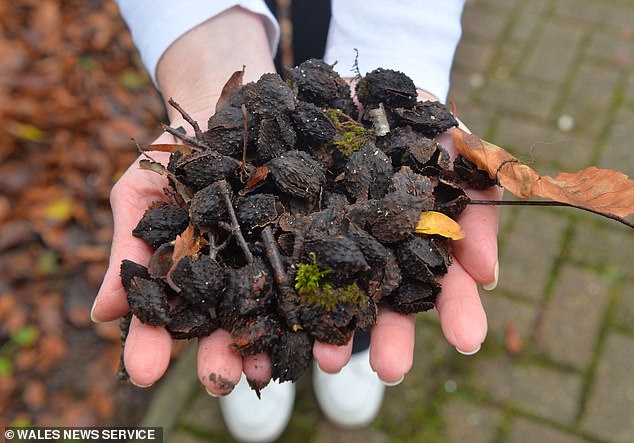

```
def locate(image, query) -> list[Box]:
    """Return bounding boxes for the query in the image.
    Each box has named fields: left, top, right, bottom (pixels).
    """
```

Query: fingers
left=436, top=126, right=503, bottom=289
left=313, top=338, right=353, bottom=374
left=197, top=329, right=243, bottom=396
left=369, top=309, right=416, bottom=384
left=452, top=185, right=503, bottom=288
left=242, top=353, right=272, bottom=391
left=124, top=316, right=173, bottom=387
left=92, top=152, right=171, bottom=322
left=436, top=261, right=488, bottom=353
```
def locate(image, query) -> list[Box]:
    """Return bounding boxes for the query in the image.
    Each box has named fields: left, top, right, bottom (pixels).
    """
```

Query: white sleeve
left=115, top=0, right=280, bottom=85
left=324, top=0, right=466, bottom=103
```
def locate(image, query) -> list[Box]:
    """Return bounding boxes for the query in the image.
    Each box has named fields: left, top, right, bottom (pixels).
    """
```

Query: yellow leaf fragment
left=415, top=211, right=465, bottom=240
left=43, top=197, right=74, bottom=223
left=7, top=121, right=46, bottom=142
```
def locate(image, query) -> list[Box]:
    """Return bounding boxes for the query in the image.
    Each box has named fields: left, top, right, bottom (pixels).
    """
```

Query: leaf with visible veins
left=454, top=128, right=634, bottom=218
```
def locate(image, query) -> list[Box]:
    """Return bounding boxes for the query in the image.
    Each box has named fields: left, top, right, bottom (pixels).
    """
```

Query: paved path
left=141, top=0, right=634, bottom=441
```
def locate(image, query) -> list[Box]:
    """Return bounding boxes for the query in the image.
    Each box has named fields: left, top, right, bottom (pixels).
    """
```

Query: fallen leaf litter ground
left=0, top=0, right=163, bottom=428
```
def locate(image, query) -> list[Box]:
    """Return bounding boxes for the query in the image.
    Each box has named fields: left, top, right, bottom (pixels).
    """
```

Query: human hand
left=313, top=89, right=501, bottom=384
left=92, top=123, right=278, bottom=393
left=93, top=5, right=500, bottom=390
left=92, top=94, right=499, bottom=391
left=92, top=6, right=282, bottom=394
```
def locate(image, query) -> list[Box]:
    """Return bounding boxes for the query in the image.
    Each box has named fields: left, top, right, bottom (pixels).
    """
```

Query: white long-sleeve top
left=115, top=0, right=465, bottom=102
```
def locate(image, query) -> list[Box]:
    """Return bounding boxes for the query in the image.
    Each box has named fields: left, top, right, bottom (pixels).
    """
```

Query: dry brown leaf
left=504, top=321, right=523, bottom=356
left=145, top=143, right=193, bottom=155
left=454, top=128, right=634, bottom=217
left=166, top=225, right=206, bottom=291
left=415, top=211, right=465, bottom=240
left=216, top=67, right=245, bottom=111
left=172, top=225, right=205, bottom=263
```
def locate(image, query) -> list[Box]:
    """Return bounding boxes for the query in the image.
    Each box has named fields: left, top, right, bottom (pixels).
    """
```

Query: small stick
left=241, top=104, right=248, bottom=166
left=469, top=199, right=634, bottom=229
left=208, top=234, right=232, bottom=262
left=236, top=104, right=249, bottom=182
left=291, top=226, right=305, bottom=265
left=168, top=97, right=204, bottom=141
left=161, top=124, right=209, bottom=151
left=261, top=226, right=302, bottom=331
left=218, top=180, right=254, bottom=264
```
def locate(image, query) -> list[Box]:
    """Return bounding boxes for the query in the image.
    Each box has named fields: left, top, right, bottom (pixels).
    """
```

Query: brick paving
left=140, top=0, right=634, bottom=441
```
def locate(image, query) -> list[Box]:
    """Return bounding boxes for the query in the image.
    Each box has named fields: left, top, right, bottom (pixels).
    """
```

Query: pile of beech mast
left=118, top=59, right=494, bottom=387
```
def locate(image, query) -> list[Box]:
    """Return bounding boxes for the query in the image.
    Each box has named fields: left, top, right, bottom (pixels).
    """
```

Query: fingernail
left=130, top=378, right=153, bottom=388
left=318, top=364, right=341, bottom=375
left=483, top=261, right=499, bottom=291
left=456, top=344, right=481, bottom=356
left=380, top=375, right=404, bottom=387
left=90, top=300, right=102, bottom=323
left=205, top=387, right=221, bottom=398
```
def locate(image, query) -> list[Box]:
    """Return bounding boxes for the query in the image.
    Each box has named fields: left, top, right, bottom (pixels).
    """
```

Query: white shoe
left=219, top=374, right=295, bottom=443
left=313, top=349, right=385, bottom=429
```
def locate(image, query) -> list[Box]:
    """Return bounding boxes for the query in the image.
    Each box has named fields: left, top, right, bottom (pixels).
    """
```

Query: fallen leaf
left=239, top=165, right=270, bottom=196
left=22, top=380, right=47, bottom=410
left=166, top=225, right=206, bottom=291
left=216, top=67, right=245, bottom=111
left=11, top=325, right=39, bottom=347
left=43, top=197, right=74, bottom=223
left=6, top=121, right=46, bottom=142
left=505, top=321, right=523, bottom=356
left=144, top=143, right=193, bottom=155
left=171, top=226, right=203, bottom=266
left=118, top=70, right=146, bottom=90
left=454, top=128, right=634, bottom=217
left=138, top=158, right=166, bottom=175
left=139, top=159, right=193, bottom=202
left=415, top=211, right=465, bottom=240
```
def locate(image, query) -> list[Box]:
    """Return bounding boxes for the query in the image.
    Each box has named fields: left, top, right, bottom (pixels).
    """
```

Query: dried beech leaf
left=415, top=211, right=465, bottom=240
left=144, top=143, right=193, bottom=155
left=454, top=128, right=634, bottom=217
left=166, top=225, right=206, bottom=291
left=172, top=226, right=205, bottom=266
left=139, top=159, right=166, bottom=175
left=139, top=159, right=193, bottom=203
left=216, top=67, right=245, bottom=111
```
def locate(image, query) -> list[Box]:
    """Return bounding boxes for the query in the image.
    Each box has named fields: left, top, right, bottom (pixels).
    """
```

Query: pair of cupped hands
left=90, top=7, right=501, bottom=396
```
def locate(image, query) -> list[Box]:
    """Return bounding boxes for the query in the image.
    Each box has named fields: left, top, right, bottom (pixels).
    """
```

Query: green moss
left=323, top=108, right=371, bottom=156
left=294, top=253, right=366, bottom=311
left=355, top=81, right=369, bottom=102
left=338, top=282, right=366, bottom=306
left=294, top=253, right=331, bottom=295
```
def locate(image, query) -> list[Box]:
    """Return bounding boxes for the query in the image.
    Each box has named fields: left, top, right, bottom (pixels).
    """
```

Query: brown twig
left=469, top=199, right=634, bottom=229
left=161, top=123, right=208, bottom=151
left=218, top=180, right=254, bottom=264
left=277, top=0, right=294, bottom=69
left=288, top=223, right=306, bottom=281
left=209, top=233, right=232, bottom=261
left=236, top=104, right=250, bottom=182
left=261, top=226, right=302, bottom=331
left=168, top=97, right=204, bottom=141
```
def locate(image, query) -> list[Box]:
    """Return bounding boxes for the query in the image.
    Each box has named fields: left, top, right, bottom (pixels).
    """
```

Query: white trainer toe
left=219, top=374, right=295, bottom=443
left=313, top=348, right=385, bottom=429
